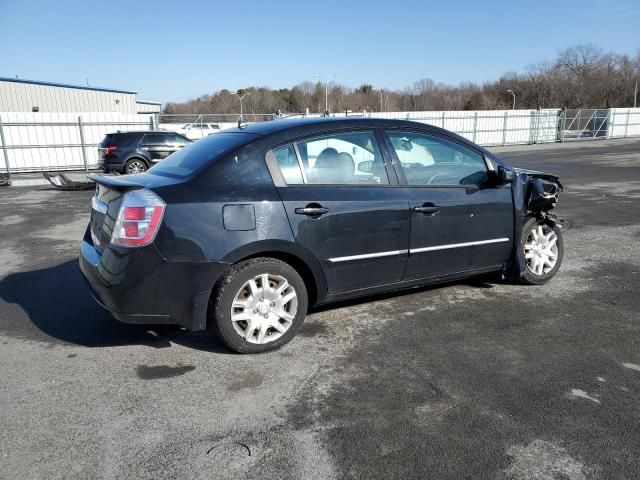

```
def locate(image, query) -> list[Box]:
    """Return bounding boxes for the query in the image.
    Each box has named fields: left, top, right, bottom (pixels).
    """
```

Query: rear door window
left=141, top=134, right=168, bottom=145
left=273, top=144, right=304, bottom=184
left=272, top=131, right=389, bottom=185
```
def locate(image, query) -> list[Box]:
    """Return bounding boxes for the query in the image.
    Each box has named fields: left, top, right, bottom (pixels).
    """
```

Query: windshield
left=148, top=132, right=255, bottom=178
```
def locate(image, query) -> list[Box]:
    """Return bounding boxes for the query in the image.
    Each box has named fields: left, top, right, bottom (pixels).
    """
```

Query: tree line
left=163, top=44, right=639, bottom=116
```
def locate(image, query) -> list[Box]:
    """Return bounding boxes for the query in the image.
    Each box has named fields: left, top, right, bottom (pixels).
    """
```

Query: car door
left=141, top=134, right=172, bottom=163
left=267, top=130, right=410, bottom=294
left=383, top=129, right=513, bottom=280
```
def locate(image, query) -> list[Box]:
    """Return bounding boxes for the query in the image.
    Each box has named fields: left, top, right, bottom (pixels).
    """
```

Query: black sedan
left=80, top=118, right=564, bottom=353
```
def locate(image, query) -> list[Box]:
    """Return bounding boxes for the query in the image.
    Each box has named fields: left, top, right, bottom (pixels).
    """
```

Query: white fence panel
left=2, top=108, right=640, bottom=174
left=609, top=108, right=640, bottom=138
left=368, top=109, right=561, bottom=146
left=0, top=112, right=153, bottom=172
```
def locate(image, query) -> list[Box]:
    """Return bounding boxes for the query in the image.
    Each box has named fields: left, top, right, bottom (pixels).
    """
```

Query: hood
left=512, top=167, right=562, bottom=188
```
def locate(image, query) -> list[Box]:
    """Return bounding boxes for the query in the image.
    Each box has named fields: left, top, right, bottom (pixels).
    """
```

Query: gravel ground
left=1, top=139, right=639, bottom=479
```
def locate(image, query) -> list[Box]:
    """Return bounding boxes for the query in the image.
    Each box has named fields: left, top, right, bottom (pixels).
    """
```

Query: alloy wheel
left=126, top=161, right=146, bottom=174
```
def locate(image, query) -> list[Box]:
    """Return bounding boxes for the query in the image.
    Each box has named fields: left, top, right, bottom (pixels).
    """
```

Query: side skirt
left=318, top=264, right=504, bottom=305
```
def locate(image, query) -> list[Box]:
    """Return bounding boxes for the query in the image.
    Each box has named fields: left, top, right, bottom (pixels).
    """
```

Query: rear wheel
left=124, top=158, right=147, bottom=174
left=519, top=218, right=564, bottom=285
left=210, top=258, right=308, bottom=353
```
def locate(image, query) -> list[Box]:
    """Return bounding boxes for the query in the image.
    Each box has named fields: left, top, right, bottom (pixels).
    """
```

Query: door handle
left=413, top=205, right=439, bottom=215
left=295, top=206, right=329, bottom=216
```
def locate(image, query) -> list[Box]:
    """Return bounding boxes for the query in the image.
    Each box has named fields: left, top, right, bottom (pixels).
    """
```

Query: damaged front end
left=526, top=175, right=563, bottom=224
left=508, top=167, right=564, bottom=279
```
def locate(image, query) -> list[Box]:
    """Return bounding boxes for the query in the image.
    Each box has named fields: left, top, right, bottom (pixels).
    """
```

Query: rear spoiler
left=88, top=173, right=147, bottom=191
left=88, top=172, right=184, bottom=191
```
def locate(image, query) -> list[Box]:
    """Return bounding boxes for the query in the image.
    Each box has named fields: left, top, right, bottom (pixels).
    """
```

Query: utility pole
left=634, top=80, right=638, bottom=108
left=507, top=89, right=516, bottom=110
left=313, top=74, right=338, bottom=113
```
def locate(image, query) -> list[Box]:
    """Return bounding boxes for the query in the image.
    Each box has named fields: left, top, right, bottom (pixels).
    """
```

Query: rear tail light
left=111, top=189, right=166, bottom=247
left=105, top=146, right=118, bottom=155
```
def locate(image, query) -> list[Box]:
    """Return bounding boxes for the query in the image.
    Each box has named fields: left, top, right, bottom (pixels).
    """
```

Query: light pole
left=233, top=90, right=249, bottom=123
left=506, top=89, right=516, bottom=110
left=313, top=74, right=338, bottom=113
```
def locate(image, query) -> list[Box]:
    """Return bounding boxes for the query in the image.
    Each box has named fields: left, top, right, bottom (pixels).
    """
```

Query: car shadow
left=0, top=259, right=231, bottom=354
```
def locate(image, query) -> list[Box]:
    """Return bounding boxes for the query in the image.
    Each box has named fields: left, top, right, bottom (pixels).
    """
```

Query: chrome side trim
left=327, top=238, right=510, bottom=263
left=327, top=249, right=408, bottom=263
left=410, top=237, right=510, bottom=254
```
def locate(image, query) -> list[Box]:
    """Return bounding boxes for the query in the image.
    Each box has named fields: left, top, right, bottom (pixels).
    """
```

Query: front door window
left=387, top=132, right=488, bottom=186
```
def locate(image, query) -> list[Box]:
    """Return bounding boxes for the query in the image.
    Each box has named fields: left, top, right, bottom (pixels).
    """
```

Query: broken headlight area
left=527, top=177, right=562, bottom=212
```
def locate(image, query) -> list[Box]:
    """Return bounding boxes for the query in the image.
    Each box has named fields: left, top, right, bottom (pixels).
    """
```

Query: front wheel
left=519, top=218, right=564, bottom=285
left=210, top=258, right=308, bottom=353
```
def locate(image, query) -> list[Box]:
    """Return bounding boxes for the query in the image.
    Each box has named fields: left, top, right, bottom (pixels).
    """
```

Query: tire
left=519, top=217, right=564, bottom=285
left=124, top=158, right=147, bottom=175
left=210, top=258, right=308, bottom=353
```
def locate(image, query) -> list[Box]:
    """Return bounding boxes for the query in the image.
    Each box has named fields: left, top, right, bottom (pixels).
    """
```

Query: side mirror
left=498, top=166, right=514, bottom=184
left=485, top=155, right=514, bottom=185
left=358, top=160, right=373, bottom=174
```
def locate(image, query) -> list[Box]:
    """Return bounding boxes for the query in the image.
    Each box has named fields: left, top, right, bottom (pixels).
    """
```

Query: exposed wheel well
left=125, top=156, right=149, bottom=167
left=206, top=251, right=320, bottom=329
left=240, top=251, right=319, bottom=306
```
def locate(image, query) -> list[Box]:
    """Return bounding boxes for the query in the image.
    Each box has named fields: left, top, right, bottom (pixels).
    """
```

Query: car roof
left=230, top=117, right=438, bottom=136
left=106, top=131, right=183, bottom=136
left=224, top=116, right=505, bottom=165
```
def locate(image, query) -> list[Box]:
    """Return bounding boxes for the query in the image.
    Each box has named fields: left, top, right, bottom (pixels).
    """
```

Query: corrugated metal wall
left=136, top=101, right=162, bottom=114
left=0, top=80, right=138, bottom=113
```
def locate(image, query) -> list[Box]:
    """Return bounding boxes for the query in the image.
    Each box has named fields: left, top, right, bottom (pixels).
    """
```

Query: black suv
left=81, top=118, right=564, bottom=353
left=98, top=131, right=192, bottom=174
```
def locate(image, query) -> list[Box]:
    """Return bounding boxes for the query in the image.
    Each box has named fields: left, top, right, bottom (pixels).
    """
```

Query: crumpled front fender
left=507, top=168, right=564, bottom=280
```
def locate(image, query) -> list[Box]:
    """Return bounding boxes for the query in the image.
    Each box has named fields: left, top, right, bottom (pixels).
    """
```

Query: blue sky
left=1, top=0, right=638, bottom=103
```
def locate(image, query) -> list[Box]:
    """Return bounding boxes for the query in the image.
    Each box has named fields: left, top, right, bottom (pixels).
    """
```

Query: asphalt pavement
left=1, top=138, right=639, bottom=479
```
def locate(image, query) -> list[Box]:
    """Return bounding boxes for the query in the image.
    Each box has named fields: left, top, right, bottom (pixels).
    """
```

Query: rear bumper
left=101, top=161, right=126, bottom=173
left=97, top=154, right=127, bottom=173
left=79, top=227, right=227, bottom=331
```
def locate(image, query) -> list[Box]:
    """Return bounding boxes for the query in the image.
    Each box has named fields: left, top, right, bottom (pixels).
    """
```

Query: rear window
left=148, top=132, right=255, bottom=178
left=100, top=133, right=137, bottom=147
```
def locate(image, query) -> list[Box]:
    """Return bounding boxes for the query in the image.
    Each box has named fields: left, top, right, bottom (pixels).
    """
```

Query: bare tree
left=163, top=45, right=640, bottom=115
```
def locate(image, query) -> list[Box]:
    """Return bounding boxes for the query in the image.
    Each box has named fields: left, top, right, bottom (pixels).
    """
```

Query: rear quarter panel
left=152, top=144, right=303, bottom=263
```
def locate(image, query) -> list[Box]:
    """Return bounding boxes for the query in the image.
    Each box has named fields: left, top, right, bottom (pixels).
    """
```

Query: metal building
left=0, top=77, right=161, bottom=114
